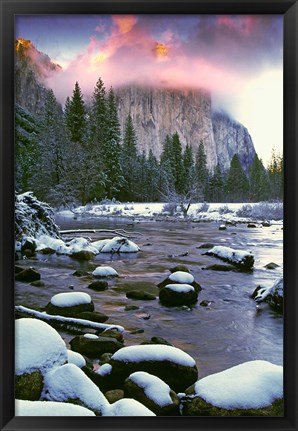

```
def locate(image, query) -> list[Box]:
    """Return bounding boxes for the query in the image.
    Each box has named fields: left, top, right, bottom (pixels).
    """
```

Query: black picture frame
left=1, top=0, right=297, bottom=430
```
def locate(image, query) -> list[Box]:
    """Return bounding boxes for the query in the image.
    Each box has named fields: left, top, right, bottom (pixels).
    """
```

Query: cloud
left=44, top=14, right=282, bottom=107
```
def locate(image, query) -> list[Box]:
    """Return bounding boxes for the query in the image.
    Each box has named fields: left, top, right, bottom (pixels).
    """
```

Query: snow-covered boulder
left=69, top=334, right=123, bottom=358
left=108, top=344, right=198, bottom=392
left=92, top=266, right=119, bottom=278
left=124, top=371, right=180, bottom=415
left=15, top=192, right=60, bottom=241
left=252, top=278, right=283, bottom=313
left=103, top=398, right=155, bottom=416
left=42, top=363, right=110, bottom=415
left=15, top=399, right=96, bottom=416
left=159, top=284, right=198, bottom=307
left=92, top=236, right=140, bottom=253
left=67, top=350, right=86, bottom=368
left=45, top=292, right=94, bottom=317
left=158, top=271, right=201, bottom=292
left=15, top=318, right=68, bottom=400
left=183, top=360, right=283, bottom=416
left=204, top=246, right=254, bottom=271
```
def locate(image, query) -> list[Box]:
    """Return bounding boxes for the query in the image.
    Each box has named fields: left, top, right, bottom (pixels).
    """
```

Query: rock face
left=15, top=38, right=61, bottom=117
left=212, top=111, right=255, bottom=174
left=115, top=85, right=256, bottom=172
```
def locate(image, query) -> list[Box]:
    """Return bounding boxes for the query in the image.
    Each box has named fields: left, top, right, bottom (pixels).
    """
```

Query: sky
left=15, top=14, right=283, bottom=165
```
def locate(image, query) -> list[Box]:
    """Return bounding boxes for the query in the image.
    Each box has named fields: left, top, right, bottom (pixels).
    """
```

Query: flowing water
left=15, top=215, right=283, bottom=379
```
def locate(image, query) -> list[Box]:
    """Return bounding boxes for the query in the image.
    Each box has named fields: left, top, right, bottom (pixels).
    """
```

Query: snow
left=56, top=202, right=283, bottom=224
left=129, top=371, right=173, bottom=407
left=67, top=350, right=86, bottom=368
left=169, top=271, right=194, bottom=284
left=92, top=266, right=119, bottom=277
left=83, top=333, right=99, bottom=339
left=15, top=399, right=96, bottom=416
left=254, top=277, right=283, bottom=303
left=15, top=318, right=67, bottom=376
left=36, top=235, right=98, bottom=255
left=96, top=363, right=113, bottom=376
left=192, top=360, right=283, bottom=410
left=42, top=363, right=110, bottom=414
left=164, top=283, right=195, bottom=293
left=50, top=292, right=92, bottom=307
left=104, top=398, right=156, bottom=416
left=15, top=305, right=125, bottom=333
left=111, top=345, right=196, bottom=367
left=207, top=246, right=253, bottom=264
left=98, top=237, right=140, bottom=253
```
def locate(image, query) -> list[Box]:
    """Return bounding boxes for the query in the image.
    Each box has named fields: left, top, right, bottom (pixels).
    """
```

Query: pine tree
left=208, top=163, right=225, bottom=202
left=171, top=132, right=184, bottom=193
left=104, top=87, right=125, bottom=199
left=249, top=154, right=270, bottom=201
left=160, top=135, right=176, bottom=196
left=146, top=150, right=160, bottom=201
left=226, top=154, right=249, bottom=202
left=182, top=144, right=195, bottom=194
left=65, top=82, right=86, bottom=144
left=267, top=148, right=283, bottom=200
left=195, top=140, right=209, bottom=200
left=37, top=90, right=66, bottom=200
left=121, top=114, right=139, bottom=200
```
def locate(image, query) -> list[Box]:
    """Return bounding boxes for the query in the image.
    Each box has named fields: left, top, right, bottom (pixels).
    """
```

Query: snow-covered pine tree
left=120, top=114, right=139, bottom=201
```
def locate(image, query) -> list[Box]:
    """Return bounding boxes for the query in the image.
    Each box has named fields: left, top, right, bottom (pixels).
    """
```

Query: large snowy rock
left=103, top=398, right=155, bottom=416
left=42, top=363, right=110, bottom=415
left=67, top=350, right=86, bottom=369
left=15, top=192, right=60, bottom=241
left=45, top=292, right=94, bottom=317
left=124, top=371, right=180, bottom=415
left=70, top=334, right=123, bottom=358
left=183, top=360, right=283, bottom=416
left=159, top=284, right=198, bottom=306
left=108, top=344, right=198, bottom=392
left=204, top=246, right=254, bottom=271
left=15, top=399, right=96, bottom=416
left=15, top=318, right=68, bottom=400
left=252, top=278, right=283, bottom=313
left=158, top=270, right=201, bottom=292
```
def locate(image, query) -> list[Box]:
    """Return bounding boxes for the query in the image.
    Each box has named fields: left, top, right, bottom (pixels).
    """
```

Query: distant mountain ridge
left=15, top=39, right=256, bottom=173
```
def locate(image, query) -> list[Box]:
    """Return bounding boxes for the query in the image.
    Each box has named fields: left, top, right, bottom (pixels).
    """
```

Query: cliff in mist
left=15, top=39, right=256, bottom=173
left=115, top=86, right=255, bottom=172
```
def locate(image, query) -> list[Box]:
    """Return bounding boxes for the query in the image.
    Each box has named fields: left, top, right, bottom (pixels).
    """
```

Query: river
left=15, top=215, right=283, bottom=379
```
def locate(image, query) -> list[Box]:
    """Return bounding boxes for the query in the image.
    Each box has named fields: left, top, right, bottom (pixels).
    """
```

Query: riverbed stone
left=15, top=370, right=43, bottom=401
left=126, top=290, right=156, bottom=301
left=71, top=250, right=95, bottom=260
left=70, top=334, right=123, bottom=358
left=264, top=262, right=279, bottom=270
left=159, top=284, right=198, bottom=306
left=21, top=237, right=36, bottom=253
left=203, top=264, right=236, bottom=272
left=45, top=300, right=94, bottom=317
left=141, top=336, right=173, bottom=346
left=104, top=389, right=124, bottom=404
left=169, top=265, right=190, bottom=273
left=181, top=395, right=283, bottom=416
left=15, top=267, right=41, bottom=282
left=87, top=281, right=109, bottom=291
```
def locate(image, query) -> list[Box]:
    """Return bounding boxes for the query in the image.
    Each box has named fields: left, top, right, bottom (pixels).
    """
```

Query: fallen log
left=15, top=305, right=124, bottom=333
left=59, top=228, right=143, bottom=238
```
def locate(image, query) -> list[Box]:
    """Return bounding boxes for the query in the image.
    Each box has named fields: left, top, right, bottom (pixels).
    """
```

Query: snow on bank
left=192, top=360, right=283, bottom=410
left=56, top=201, right=283, bottom=224
left=15, top=399, right=96, bottom=416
